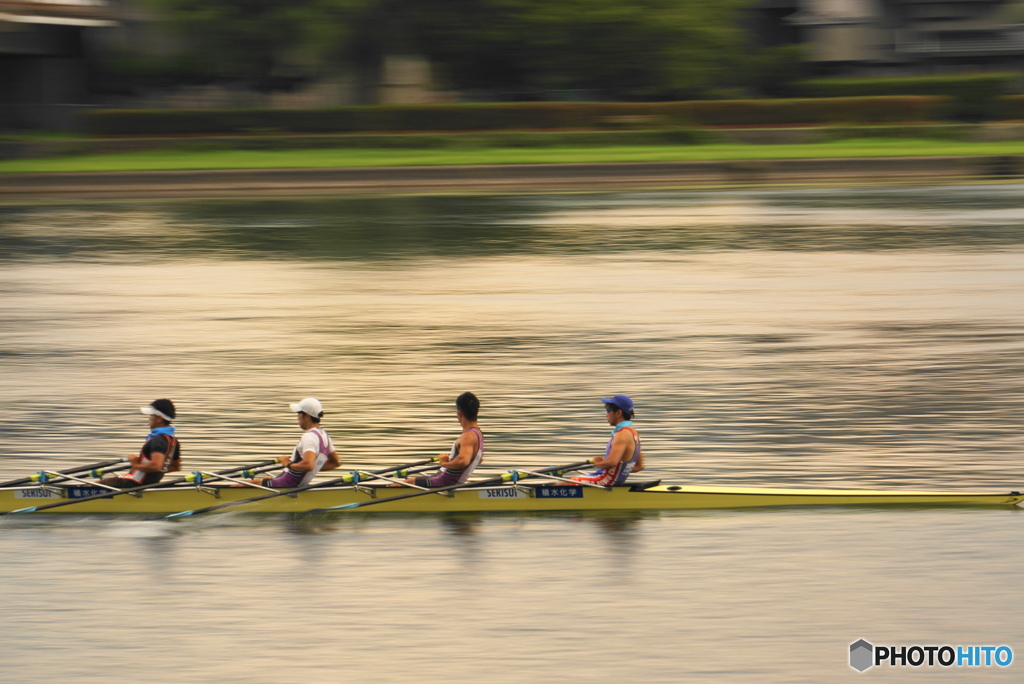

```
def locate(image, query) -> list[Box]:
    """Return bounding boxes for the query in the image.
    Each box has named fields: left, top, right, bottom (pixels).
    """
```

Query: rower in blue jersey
left=569, top=394, right=644, bottom=486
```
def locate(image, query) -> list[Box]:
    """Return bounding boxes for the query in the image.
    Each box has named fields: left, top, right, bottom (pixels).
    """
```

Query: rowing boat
left=2, top=480, right=1021, bottom=515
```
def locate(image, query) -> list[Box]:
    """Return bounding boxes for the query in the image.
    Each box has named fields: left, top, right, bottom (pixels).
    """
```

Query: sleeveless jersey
left=439, top=427, right=484, bottom=485
left=124, top=433, right=179, bottom=485
left=285, top=427, right=334, bottom=486
left=578, top=424, right=641, bottom=486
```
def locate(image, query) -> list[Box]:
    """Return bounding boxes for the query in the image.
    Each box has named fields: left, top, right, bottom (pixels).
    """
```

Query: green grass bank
left=4, top=138, right=1024, bottom=174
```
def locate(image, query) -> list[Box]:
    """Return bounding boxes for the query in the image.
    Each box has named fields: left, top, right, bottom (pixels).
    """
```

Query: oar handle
left=0, top=457, right=130, bottom=489
left=183, top=463, right=282, bottom=484
left=30, top=463, right=133, bottom=483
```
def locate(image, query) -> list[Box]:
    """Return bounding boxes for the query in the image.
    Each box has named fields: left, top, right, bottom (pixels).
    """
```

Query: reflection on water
left=1, top=509, right=1022, bottom=683
left=1, top=186, right=1024, bottom=682
left=4, top=186, right=1024, bottom=262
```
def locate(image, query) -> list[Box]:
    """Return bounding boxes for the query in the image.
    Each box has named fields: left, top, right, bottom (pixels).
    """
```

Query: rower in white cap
left=247, top=398, right=340, bottom=487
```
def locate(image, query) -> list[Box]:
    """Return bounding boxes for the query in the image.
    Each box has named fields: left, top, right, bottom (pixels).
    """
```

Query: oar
left=0, top=458, right=130, bottom=489
left=308, top=460, right=593, bottom=513
left=164, top=457, right=439, bottom=519
left=2, top=459, right=279, bottom=516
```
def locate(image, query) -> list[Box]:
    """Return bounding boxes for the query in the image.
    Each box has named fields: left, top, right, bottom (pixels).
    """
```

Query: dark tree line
left=116, top=0, right=803, bottom=100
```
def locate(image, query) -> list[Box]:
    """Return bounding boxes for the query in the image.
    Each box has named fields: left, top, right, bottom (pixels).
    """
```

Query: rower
left=568, top=394, right=644, bottom=486
left=100, top=399, right=182, bottom=488
left=397, top=392, right=484, bottom=488
left=249, top=398, right=341, bottom=487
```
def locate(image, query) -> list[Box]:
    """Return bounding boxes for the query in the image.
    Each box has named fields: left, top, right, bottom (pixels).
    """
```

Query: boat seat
left=626, top=480, right=661, bottom=491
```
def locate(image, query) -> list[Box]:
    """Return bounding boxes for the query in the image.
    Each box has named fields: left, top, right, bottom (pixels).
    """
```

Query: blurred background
left=3, top=0, right=1024, bottom=132
left=4, top=7, right=1024, bottom=681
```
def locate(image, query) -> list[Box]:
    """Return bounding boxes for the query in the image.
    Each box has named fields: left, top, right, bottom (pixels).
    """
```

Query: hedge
left=1, top=129, right=736, bottom=160
left=80, top=97, right=949, bottom=136
left=669, top=97, right=945, bottom=126
left=797, top=72, right=1020, bottom=120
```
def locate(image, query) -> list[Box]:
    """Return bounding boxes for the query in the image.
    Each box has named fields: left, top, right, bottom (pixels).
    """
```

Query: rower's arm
left=288, top=449, right=319, bottom=472
left=441, top=433, right=478, bottom=470
left=633, top=449, right=645, bottom=473
left=591, top=430, right=632, bottom=468
left=323, top=449, right=341, bottom=471
left=129, top=450, right=166, bottom=473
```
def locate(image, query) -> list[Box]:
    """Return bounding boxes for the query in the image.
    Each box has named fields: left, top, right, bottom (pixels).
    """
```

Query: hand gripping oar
left=308, top=460, right=593, bottom=513
left=164, top=457, right=439, bottom=519
left=2, top=459, right=279, bottom=515
left=0, top=458, right=130, bottom=489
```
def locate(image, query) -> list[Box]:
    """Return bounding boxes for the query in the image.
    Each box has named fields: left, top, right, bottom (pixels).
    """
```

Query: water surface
left=1, top=186, right=1022, bottom=682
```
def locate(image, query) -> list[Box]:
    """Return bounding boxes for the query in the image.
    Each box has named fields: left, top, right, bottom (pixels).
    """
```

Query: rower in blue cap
left=569, top=394, right=645, bottom=486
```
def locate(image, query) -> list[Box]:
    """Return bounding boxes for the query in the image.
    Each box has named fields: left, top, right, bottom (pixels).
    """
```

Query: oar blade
left=310, top=501, right=366, bottom=512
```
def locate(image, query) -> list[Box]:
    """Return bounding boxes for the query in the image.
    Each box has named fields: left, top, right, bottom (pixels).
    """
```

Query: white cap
left=290, top=397, right=323, bottom=418
left=141, top=399, right=175, bottom=423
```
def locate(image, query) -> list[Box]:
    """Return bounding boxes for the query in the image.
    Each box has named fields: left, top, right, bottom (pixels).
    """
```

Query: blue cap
left=600, top=394, right=634, bottom=414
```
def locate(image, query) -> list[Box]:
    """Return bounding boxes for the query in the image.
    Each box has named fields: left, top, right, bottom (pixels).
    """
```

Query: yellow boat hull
left=2, top=482, right=1022, bottom=515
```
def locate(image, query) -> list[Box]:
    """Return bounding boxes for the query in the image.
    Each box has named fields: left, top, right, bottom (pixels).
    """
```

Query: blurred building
left=758, top=0, right=1024, bottom=72
left=0, top=0, right=118, bottom=129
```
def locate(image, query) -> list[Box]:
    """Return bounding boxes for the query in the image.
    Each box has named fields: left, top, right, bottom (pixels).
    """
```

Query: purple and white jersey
left=284, top=427, right=334, bottom=486
left=438, top=427, right=484, bottom=485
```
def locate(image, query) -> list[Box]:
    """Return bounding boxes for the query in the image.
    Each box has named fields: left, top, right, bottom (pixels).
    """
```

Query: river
left=0, top=185, right=1022, bottom=682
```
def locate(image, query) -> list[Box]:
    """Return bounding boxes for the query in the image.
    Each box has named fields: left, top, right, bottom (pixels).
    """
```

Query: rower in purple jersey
left=399, top=392, right=484, bottom=488
left=248, top=397, right=341, bottom=487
